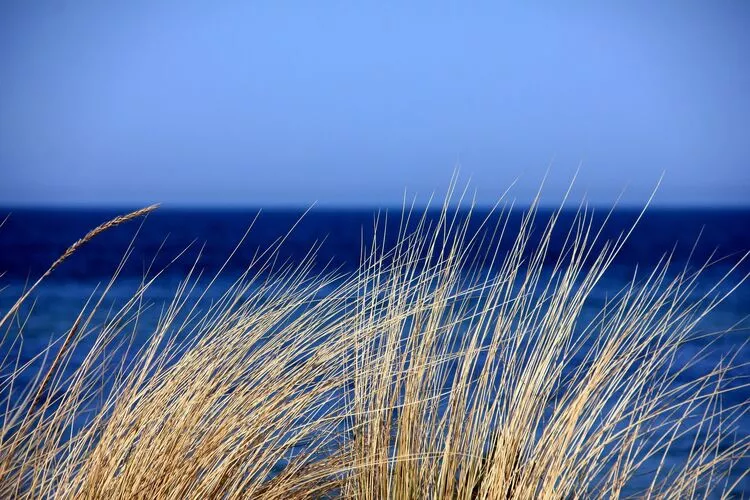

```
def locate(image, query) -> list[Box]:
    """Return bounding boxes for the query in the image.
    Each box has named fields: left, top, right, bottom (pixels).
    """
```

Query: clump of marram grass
left=0, top=187, right=748, bottom=499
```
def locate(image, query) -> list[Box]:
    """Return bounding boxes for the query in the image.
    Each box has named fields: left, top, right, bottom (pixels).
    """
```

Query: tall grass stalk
left=0, top=188, right=747, bottom=498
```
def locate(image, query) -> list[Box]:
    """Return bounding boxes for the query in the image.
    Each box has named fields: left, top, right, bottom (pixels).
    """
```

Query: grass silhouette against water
left=0, top=183, right=747, bottom=498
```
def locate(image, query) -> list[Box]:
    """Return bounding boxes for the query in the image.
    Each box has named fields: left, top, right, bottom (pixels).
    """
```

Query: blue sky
left=0, top=1, right=748, bottom=206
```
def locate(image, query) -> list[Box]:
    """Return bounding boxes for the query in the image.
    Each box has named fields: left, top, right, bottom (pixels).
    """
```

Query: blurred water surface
left=1, top=208, right=748, bottom=494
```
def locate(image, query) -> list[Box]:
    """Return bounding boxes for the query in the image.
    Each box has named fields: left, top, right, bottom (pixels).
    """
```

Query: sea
left=1, top=207, right=749, bottom=494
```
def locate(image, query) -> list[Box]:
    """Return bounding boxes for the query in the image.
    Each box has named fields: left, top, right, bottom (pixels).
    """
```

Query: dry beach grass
left=0, top=186, right=748, bottom=499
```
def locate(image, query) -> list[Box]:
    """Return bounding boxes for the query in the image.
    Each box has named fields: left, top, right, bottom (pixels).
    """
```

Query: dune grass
left=0, top=187, right=748, bottom=498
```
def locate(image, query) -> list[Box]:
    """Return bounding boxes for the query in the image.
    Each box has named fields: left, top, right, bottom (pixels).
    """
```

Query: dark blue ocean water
left=2, top=208, right=749, bottom=282
left=1, top=208, right=748, bottom=494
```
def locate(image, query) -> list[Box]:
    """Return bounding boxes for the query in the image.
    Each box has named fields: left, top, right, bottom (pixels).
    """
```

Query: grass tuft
left=0, top=191, right=747, bottom=498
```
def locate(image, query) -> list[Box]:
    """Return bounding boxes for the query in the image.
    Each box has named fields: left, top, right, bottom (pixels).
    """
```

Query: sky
left=0, top=1, right=748, bottom=207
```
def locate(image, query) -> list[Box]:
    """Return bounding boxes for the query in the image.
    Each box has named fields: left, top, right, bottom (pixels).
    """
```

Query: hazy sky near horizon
left=0, top=2, right=748, bottom=207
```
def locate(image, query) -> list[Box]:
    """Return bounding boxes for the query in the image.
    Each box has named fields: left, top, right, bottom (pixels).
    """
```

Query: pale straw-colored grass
left=0, top=185, right=747, bottom=499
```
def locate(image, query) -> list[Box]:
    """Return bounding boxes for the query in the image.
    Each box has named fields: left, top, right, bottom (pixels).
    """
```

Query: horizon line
left=2, top=201, right=749, bottom=212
